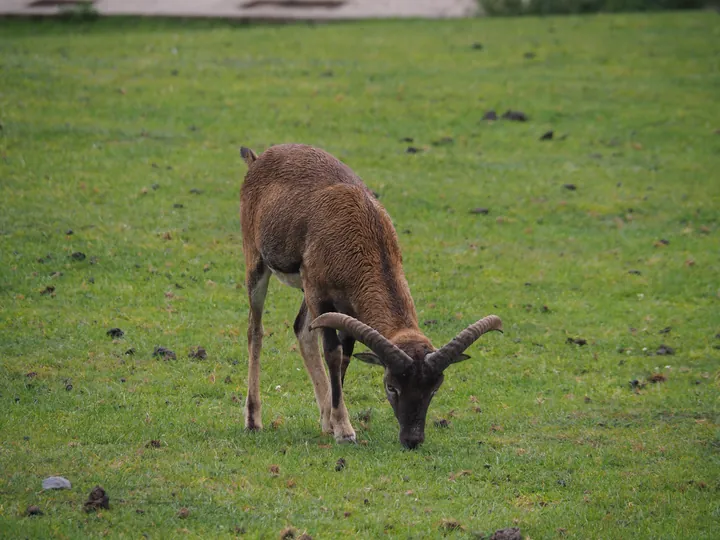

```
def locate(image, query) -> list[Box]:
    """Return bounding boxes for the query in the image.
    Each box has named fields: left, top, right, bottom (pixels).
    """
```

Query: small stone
left=42, top=476, right=71, bottom=490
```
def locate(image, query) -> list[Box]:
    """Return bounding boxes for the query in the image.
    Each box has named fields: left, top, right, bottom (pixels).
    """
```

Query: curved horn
left=426, top=315, right=503, bottom=371
left=309, top=313, right=412, bottom=372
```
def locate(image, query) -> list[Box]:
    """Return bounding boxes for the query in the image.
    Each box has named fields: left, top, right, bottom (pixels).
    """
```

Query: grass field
left=1, top=11, right=719, bottom=539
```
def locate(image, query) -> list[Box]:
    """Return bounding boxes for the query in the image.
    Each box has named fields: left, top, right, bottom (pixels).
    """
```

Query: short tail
left=240, top=146, right=258, bottom=167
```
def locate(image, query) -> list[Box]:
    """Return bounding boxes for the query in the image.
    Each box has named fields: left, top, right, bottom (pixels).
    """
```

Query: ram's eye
left=386, top=385, right=398, bottom=395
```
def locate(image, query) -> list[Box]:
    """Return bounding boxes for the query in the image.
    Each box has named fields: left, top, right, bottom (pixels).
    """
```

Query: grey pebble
left=42, top=476, right=71, bottom=490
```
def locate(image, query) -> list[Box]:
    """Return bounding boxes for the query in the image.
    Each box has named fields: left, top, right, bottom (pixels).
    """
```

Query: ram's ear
left=354, top=352, right=384, bottom=366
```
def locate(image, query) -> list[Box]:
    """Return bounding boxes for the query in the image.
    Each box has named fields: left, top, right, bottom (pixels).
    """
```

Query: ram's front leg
left=321, top=326, right=356, bottom=444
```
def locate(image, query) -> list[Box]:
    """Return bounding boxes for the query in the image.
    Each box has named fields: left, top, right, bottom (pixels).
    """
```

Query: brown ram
left=240, top=143, right=502, bottom=448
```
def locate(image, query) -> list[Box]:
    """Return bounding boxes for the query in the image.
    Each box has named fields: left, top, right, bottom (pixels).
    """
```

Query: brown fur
left=241, top=144, right=429, bottom=345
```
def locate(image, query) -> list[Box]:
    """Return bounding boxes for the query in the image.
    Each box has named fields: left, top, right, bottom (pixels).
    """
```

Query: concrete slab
left=0, top=0, right=480, bottom=20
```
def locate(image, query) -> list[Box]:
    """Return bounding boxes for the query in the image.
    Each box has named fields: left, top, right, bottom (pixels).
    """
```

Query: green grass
left=1, top=12, right=719, bottom=539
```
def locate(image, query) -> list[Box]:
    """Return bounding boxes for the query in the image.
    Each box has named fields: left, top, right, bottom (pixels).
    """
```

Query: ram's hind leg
left=244, top=257, right=271, bottom=431
left=294, top=299, right=332, bottom=433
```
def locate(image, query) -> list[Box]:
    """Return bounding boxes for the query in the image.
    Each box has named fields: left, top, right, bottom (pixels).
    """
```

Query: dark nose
left=400, top=433, right=424, bottom=450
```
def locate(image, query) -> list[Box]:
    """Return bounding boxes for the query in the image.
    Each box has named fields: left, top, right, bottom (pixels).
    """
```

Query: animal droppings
left=491, top=527, right=522, bottom=540
left=656, top=344, right=675, bottom=356
left=501, top=110, right=528, bottom=121
left=563, top=183, right=577, bottom=191
left=540, top=130, right=554, bottom=140
left=280, top=526, right=298, bottom=539
left=567, top=337, right=587, bottom=346
left=188, top=346, right=207, bottom=360
left=400, top=137, right=414, bottom=143
left=42, top=476, right=71, bottom=490
left=65, top=229, right=73, bottom=235
left=431, top=136, right=454, bottom=146
left=124, top=348, right=135, bottom=356
left=471, top=42, right=483, bottom=50
left=40, top=285, right=55, bottom=296
left=482, top=110, right=498, bottom=120
left=84, top=486, right=110, bottom=512
left=335, top=458, right=346, bottom=471
left=71, top=252, right=86, bottom=261
left=106, top=328, right=124, bottom=339
left=153, top=347, right=177, bottom=360
left=628, top=270, right=642, bottom=275
left=189, top=188, right=203, bottom=195
left=423, top=319, right=438, bottom=326
left=177, top=507, right=190, bottom=519
left=434, top=418, right=450, bottom=428
left=406, top=147, right=421, bottom=154
left=25, top=504, right=43, bottom=517
left=524, top=51, right=537, bottom=59
left=659, top=326, right=671, bottom=334
left=649, top=373, right=667, bottom=383
left=146, top=440, right=162, bottom=448
left=469, top=207, right=490, bottom=215
left=440, top=519, right=464, bottom=531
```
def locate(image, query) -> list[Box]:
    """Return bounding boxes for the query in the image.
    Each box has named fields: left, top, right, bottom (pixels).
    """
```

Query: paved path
left=0, top=0, right=480, bottom=19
